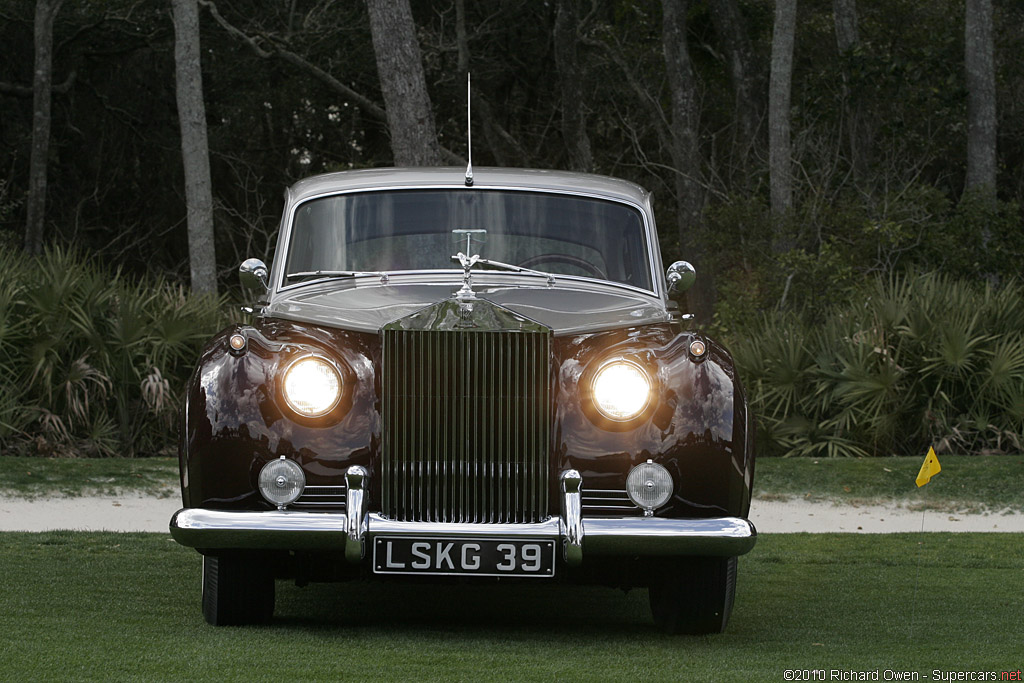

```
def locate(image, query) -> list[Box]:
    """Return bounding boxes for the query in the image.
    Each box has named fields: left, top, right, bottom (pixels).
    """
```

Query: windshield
left=284, top=189, right=653, bottom=291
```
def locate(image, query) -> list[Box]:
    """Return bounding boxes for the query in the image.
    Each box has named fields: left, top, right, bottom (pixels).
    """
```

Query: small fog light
left=626, top=460, right=673, bottom=515
left=689, top=339, right=706, bottom=359
left=258, top=456, right=305, bottom=509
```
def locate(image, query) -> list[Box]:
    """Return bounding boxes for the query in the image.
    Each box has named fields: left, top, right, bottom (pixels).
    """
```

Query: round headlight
left=626, top=460, right=673, bottom=513
left=258, top=457, right=306, bottom=508
left=592, top=360, right=652, bottom=421
left=282, top=356, right=341, bottom=417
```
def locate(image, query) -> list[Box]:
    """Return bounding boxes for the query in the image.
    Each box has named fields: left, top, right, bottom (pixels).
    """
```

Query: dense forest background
left=1, top=0, right=1022, bottom=458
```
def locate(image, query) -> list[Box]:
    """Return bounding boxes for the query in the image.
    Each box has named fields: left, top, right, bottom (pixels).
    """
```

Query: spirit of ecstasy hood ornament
left=454, top=251, right=479, bottom=300
left=452, top=227, right=486, bottom=301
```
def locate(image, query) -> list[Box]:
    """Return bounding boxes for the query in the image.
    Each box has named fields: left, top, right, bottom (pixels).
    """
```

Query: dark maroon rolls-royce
left=170, top=167, right=756, bottom=633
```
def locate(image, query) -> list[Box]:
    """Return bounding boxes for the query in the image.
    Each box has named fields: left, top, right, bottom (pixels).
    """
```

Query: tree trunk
left=965, top=0, right=996, bottom=199
left=661, top=0, right=702, bottom=231
left=832, top=0, right=858, bottom=53
left=172, top=0, right=218, bottom=295
left=769, top=0, right=797, bottom=222
left=708, top=0, right=761, bottom=174
left=365, top=0, right=442, bottom=167
left=661, top=0, right=712, bottom=321
left=24, top=0, right=64, bottom=256
left=833, top=0, right=865, bottom=175
left=553, top=0, right=593, bottom=173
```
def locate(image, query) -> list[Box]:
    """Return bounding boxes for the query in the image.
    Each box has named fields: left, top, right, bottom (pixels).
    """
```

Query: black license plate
left=373, top=537, right=556, bottom=577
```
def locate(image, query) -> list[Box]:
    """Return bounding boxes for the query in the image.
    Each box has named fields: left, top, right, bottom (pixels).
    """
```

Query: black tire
left=201, top=554, right=275, bottom=626
left=648, top=556, right=738, bottom=635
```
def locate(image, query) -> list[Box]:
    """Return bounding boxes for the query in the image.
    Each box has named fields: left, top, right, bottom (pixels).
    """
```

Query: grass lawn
left=754, top=455, right=1024, bottom=512
left=0, top=532, right=1020, bottom=681
left=0, top=456, right=178, bottom=498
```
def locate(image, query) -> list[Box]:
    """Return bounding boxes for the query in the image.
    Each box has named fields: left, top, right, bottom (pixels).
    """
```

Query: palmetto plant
left=5, top=247, right=228, bottom=457
left=732, top=271, right=1024, bottom=457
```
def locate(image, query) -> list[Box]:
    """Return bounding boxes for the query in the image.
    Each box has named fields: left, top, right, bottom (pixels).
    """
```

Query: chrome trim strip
left=581, top=489, right=638, bottom=511
left=583, top=517, right=757, bottom=557
left=292, top=484, right=347, bottom=508
left=365, top=513, right=562, bottom=538
left=169, top=508, right=346, bottom=551
left=272, top=184, right=663, bottom=300
left=344, top=465, right=368, bottom=562
left=170, top=509, right=756, bottom=558
left=560, top=469, right=583, bottom=566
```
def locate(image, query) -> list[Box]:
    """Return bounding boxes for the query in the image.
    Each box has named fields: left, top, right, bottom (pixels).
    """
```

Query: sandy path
left=752, top=499, right=1023, bottom=533
left=0, top=494, right=181, bottom=533
left=1, top=494, right=1021, bottom=533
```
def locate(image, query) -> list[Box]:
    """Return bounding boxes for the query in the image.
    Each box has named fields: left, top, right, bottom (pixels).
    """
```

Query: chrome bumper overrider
left=169, top=467, right=756, bottom=562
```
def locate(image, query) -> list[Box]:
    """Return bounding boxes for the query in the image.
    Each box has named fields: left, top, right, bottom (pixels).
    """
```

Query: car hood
left=265, top=281, right=670, bottom=335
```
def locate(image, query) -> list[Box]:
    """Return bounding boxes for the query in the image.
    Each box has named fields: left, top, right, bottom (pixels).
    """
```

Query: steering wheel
left=517, top=253, right=607, bottom=279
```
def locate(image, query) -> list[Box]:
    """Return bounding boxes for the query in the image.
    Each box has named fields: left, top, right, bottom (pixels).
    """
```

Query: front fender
left=553, top=324, right=753, bottom=518
left=179, top=321, right=379, bottom=510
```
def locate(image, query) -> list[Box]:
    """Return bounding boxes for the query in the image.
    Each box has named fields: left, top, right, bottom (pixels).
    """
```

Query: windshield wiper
left=286, top=269, right=390, bottom=284
left=450, top=256, right=556, bottom=286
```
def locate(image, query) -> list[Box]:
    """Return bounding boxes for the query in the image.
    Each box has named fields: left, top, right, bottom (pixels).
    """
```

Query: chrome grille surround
left=381, top=299, right=552, bottom=524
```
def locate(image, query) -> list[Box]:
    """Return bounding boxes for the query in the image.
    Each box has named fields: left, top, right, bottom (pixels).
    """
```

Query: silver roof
left=286, top=167, right=652, bottom=206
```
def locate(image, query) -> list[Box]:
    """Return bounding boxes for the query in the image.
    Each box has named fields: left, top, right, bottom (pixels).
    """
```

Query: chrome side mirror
left=666, top=260, right=696, bottom=295
left=239, top=258, right=269, bottom=292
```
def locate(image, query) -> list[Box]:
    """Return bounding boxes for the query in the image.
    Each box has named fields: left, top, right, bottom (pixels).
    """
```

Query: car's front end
left=170, top=167, right=755, bottom=633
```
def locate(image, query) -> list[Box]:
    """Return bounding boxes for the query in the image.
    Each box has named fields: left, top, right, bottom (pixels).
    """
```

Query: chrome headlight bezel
left=590, top=357, right=654, bottom=423
left=280, top=353, right=343, bottom=418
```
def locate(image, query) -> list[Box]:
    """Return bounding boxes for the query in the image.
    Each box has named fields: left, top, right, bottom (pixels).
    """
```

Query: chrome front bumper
left=169, top=467, right=756, bottom=563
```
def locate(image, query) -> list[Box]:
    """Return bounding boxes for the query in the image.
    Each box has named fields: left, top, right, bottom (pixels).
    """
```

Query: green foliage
left=732, top=271, right=1024, bottom=457
left=923, top=189, right=1024, bottom=280
left=706, top=186, right=1024, bottom=336
left=0, top=246, right=228, bottom=457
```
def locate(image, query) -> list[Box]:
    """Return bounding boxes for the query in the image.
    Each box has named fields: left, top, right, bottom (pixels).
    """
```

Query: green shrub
left=703, top=187, right=1023, bottom=338
left=3, top=246, right=229, bottom=457
left=922, top=190, right=1024, bottom=282
left=731, top=271, right=1024, bottom=457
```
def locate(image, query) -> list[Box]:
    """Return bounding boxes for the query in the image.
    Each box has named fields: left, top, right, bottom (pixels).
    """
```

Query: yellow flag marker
left=916, top=447, right=941, bottom=487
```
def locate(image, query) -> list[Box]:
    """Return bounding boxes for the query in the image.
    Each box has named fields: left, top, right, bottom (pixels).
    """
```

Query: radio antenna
left=465, top=72, right=474, bottom=187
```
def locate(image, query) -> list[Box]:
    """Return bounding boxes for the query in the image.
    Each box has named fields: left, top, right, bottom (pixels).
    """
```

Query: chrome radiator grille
left=381, top=326, right=551, bottom=524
